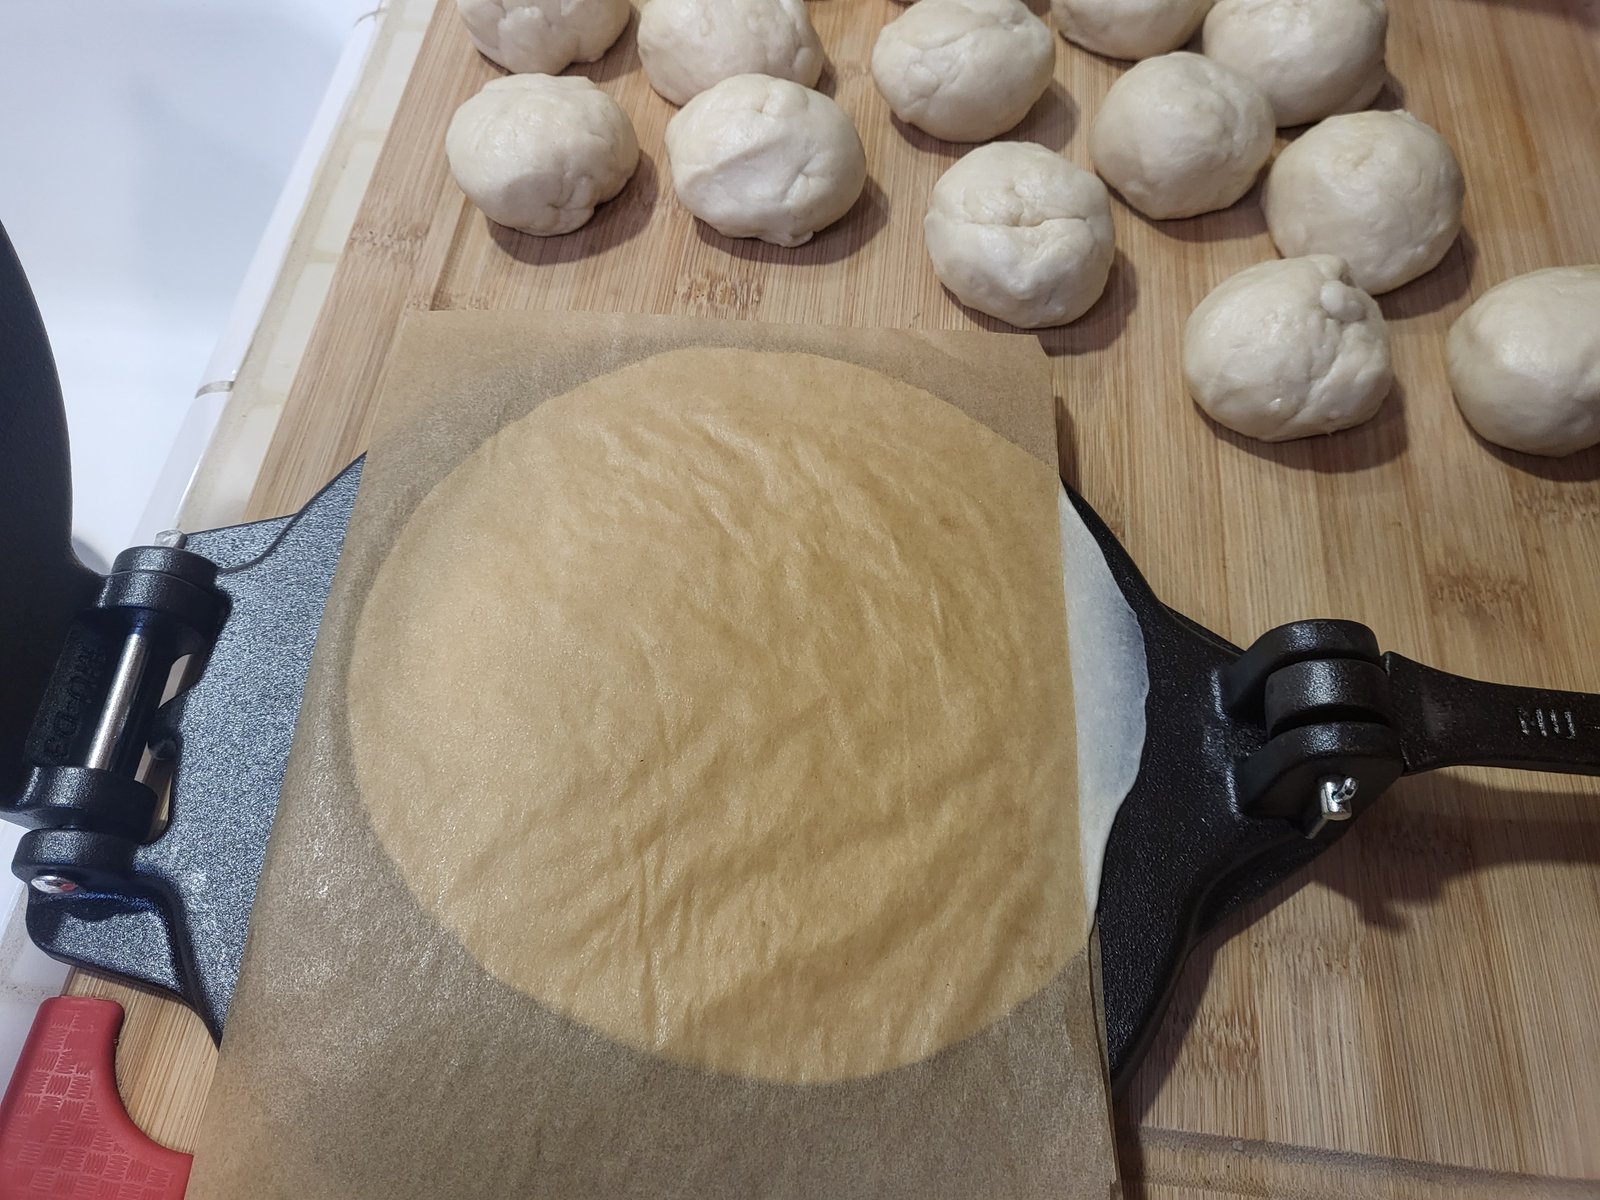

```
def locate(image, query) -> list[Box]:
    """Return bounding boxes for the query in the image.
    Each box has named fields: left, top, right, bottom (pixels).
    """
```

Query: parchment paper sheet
left=188, top=311, right=1118, bottom=1200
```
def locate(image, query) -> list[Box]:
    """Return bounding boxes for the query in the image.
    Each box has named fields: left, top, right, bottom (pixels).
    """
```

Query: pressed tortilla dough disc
left=346, top=348, right=1084, bottom=1085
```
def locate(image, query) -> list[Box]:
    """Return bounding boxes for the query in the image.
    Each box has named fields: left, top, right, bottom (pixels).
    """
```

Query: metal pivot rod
left=4, top=538, right=224, bottom=897
left=77, top=535, right=188, bottom=778
left=83, top=632, right=153, bottom=773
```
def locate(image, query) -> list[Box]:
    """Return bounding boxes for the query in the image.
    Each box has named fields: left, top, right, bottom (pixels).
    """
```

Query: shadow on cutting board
left=1456, top=0, right=1597, bottom=27
left=1199, top=378, right=1411, bottom=473
left=946, top=251, right=1138, bottom=358
left=1378, top=229, right=1477, bottom=320
left=693, top=177, right=891, bottom=266
left=1476, top=433, right=1600, bottom=483
left=887, top=81, right=1078, bottom=155
left=488, top=153, right=660, bottom=266
left=573, top=9, right=640, bottom=85
left=1115, top=772, right=1600, bottom=1120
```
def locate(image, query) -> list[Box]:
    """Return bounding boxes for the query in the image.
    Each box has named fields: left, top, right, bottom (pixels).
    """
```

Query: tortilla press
left=5, top=225, right=1599, bottom=1096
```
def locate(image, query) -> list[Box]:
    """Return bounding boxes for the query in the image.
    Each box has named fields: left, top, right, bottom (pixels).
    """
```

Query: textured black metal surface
left=23, top=461, right=362, bottom=1036
left=1263, top=657, right=1393, bottom=737
left=1221, top=620, right=1380, bottom=720
left=0, top=224, right=99, bottom=796
left=1387, top=652, right=1600, bottom=778
left=10, top=767, right=159, bottom=839
left=1236, top=722, right=1404, bottom=825
left=1065, top=492, right=1329, bottom=1091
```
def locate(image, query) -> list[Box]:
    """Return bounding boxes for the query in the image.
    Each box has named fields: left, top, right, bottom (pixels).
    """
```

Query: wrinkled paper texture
left=189, top=311, right=1117, bottom=1200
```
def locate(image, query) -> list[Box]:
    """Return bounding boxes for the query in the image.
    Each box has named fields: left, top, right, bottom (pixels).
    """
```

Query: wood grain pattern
left=109, top=0, right=1600, bottom=1190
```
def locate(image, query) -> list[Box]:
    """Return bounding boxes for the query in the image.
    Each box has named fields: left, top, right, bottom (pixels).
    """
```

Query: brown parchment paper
left=188, top=311, right=1118, bottom=1200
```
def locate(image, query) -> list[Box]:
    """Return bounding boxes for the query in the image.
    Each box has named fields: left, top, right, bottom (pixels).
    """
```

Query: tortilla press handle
left=0, top=997, right=192, bottom=1198
left=1384, top=654, right=1600, bottom=779
left=1081, top=482, right=1600, bottom=1093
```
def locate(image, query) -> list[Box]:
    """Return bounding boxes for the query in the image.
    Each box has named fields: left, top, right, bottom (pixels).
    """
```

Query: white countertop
left=0, top=0, right=378, bottom=1084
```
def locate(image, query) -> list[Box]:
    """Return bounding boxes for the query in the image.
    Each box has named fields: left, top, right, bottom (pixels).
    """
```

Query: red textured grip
left=0, top=997, right=191, bottom=1200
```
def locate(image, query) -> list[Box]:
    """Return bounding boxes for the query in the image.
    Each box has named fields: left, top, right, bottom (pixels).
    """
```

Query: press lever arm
left=1385, top=653, right=1600, bottom=779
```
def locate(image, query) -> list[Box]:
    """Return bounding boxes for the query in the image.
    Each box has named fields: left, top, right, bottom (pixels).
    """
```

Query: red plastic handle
left=0, top=996, right=191, bottom=1200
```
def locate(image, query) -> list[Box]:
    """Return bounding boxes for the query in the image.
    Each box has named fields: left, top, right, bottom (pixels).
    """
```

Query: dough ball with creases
left=665, top=74, right=866, bottom=247
left=1089, top=52, right=1274, bottom=220
left=1263, top=109, right=1463, bottom=295
left=924, top=142, right=1115, bottom=329
left=456, top=0, right=630, bottom=74
left=1202, top=0, right=1388, bottom=128
left=1184, top=255, right=1392, bottom=441
left=871, top=0, right=1055, bottom=143
left=1447, top=266, right=1600, bottom=456
left=446, top=74, right=639, bottom=237
left=1052, top=0, right=1213, bottom=60
left=638, top=0, right=824, bottom=106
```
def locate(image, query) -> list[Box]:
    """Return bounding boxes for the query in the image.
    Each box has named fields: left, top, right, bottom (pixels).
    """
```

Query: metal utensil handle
left=1387, top=652, right=1600, bottom=778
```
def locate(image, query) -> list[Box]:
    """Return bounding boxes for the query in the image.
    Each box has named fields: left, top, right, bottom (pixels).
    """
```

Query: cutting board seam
left=1132, top=1124, right=1600, bottom=1198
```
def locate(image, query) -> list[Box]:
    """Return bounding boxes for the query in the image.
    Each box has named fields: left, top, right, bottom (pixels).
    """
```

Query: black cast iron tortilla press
left=4, top=222, right=1598, bottom=1093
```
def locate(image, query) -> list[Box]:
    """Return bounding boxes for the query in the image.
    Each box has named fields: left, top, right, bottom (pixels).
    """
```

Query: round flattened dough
left=870, top=0, right=1055, bottom=143
left=665, top=74, right=866, bottom=247
left=456, top=0, right=630, bottom=74
left=1202, top=0, right=1388, bottom=128
left=924, top=142, right=1114, bottom=328
left=1263, top=109, right=1464, bottom=295
left=1447, top=266, right=1600, bottom=456
left=1051, top=0, right=1213, bottom=60
left=346, top=348, right=1084, bottom=1084
left=637, top=0, right=823, bottom=106
left=1089, top=52, right=1274, bottom=220
left=1183, top=254, right=1392, bottom=441
left=446, top=74, right=639, bottom=237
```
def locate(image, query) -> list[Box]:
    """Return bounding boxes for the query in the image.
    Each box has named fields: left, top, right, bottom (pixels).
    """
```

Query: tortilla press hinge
left=1223, top=619, right=1600, bottom=837
left=1222, top=620, right=1403, bottom=837
left=0, top=463, right=361, bottom=1038
left=6, top=534, right=225, bottom=896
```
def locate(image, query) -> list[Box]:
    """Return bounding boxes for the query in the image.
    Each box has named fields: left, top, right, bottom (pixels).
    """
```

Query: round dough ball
left=665, top=75, right=866, bottom=247
left=1447, top=266, right=1600, bottom=456
left=870, top=0, right=1055, bottom=143
left=1202, top=0, right=1388, bottom=127
left=924, top=142, right=1115, bottom=329
left=1263, top=110, right=1464, bottom=295
left=1183, top=255, right=1392, bottom=441
left=638, top=0, right=824, bottom=106
left=456, top=0, right=630, bottom=75
left=1088, top=52, right=1274, bottom=220
left=446, top=74, right=639, bottom=237
left=1051, top=0, right=1213, bottom=60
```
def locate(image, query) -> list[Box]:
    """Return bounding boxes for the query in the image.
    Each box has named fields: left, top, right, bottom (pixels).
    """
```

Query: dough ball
left=1183, top=255, right=1391, bottom=441
left=638, top=0, right=824, bottom=106
left=924, top=142, right=1115, bottom=328
left=1051, top=0, right=1213, bottom=60
left=456, top=0, right=630, bottom=75
left=446, top=74, right=639, bottom=237
left=1088, top=52, right=1274, bottom=219
left=1263, top=110, right=1464, bottom=295
left=1447, top=266, right=1600, bottom=456
left=1202, top=0, right=1388, bottom=127
left=870, top=0, right=1055, bottom=143
left=665, top=74, right=866, bottom=247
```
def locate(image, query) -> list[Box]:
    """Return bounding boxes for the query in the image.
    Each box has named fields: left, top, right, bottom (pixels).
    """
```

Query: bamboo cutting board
left=91, top=0, right=1600, bottom=1194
